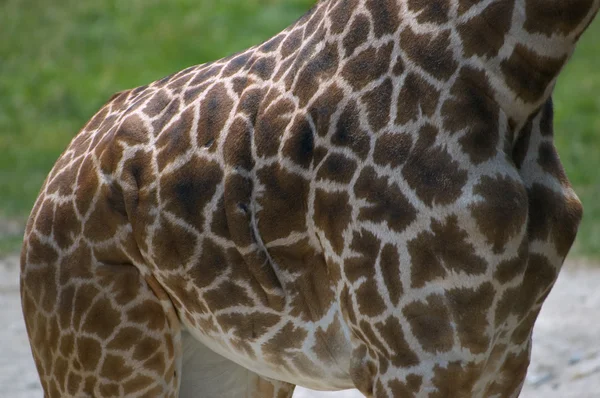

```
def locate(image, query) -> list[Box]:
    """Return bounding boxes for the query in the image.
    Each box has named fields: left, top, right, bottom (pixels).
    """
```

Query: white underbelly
left=179, top=316, right=354, bottom=391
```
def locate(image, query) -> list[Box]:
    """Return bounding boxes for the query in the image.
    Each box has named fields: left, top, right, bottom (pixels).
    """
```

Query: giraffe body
left=21, top=0, right=598, bottom=397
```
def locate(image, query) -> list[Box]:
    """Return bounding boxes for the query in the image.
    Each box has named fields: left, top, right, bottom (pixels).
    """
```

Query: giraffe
left=20, top=0, right=599, bottom=396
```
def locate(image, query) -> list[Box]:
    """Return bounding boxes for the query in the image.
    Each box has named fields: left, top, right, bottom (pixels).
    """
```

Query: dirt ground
left=2, top=255, right=599, bottom=398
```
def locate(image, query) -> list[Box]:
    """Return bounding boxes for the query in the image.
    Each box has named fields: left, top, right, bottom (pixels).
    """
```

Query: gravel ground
left=2, top=256, right=599, bottom=398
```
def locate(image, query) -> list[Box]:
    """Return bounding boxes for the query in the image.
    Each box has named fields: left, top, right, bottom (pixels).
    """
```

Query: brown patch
left=366, top=0, right=401, bottom=37
left=197, top=83, right=234, bottom=148
left=107, top=327, right=141, bottom=351
left=345, top=229, right=381, bottom=283
left=159, top=156, right=223, bottom=229
left=127, top=300, right=167, bottom=332
left=402, top=126, right=468, bottom=206
left=360, top=320, right=391, bottom=357
left=53, top=201, right=83, bottom=248
left=256, top=164, right=309, bottom=242
left=314, top=189, right=353, bottom=254
left=77, top=337, right=102, bottom=371
left=329, top=0, right=359, bottom=34
left=356, top=278, right=387, bottom=317
left=362, top=78, right=393, bottom=132
left=373, top=131, right=413, bottom=168
left=98, top=383, right=120, bottom=396
left=83, top=105, right=109, bottom=132
left=355, top=167, right=417, bottom=232
left=540, top=98, right=554, bottom=136
left=222, top=174, right=254, bottom=248
left=188, top=63, right=222, bottom=87
left=408, top=215, right=487, bottom=288
left=255, top=96, right=295, bottom=158
left=408, top=0, right=450, bottom=24
left=524, top=0, right=594, bottom=36
left=263, top=322, right=308, bottom=363
left=403, top=295, right=453, bottom=353
left=33, top=199, right=55, bottom=237
left=305, top=2, right=326, bottom=35
left=203, top=280, right=254, bottom=311
left=249, top=56, right=276, bottom=81
left=260, top=33, right=285, bottom=53
left=511, top=253, right=557, bottom=317
left=100, top=354, right=133, bottom=381
left=341, top=42, right=393, bottom=91
left=470, top=174, right=528, bottom=253
left=446, top=283, right=495, bottom=354
left=316, top=153, right=358, bottom=183
left=222, top=52, right=252, bottom=77
left=238, top=87, right=266, bottom=125
left=144, top=90, right=171, bottom=117
left=376, top=316, right=419, bottom=367
left=151, top=215, right=198, bottom=270
left=281, top=28, right=303, bottom=59
left=267, top=237, right=313, bottom=274
left=332, top=101, right=371, bottom=159
left=393, top=55, right=405, bottom=76
left=343, top=14, right=371, bottom=56
left=66, top=373, right=82, bottom=396
left=230, top=77, right=253, bottom=97
left=313, top=317, right=347, bottom=364
left=442, top=67, right=500, bottom=164
left=156, top=106, right=194, bottom=171
left=282, top=116, right=315, bottom=168
left=486, top=350, right=530, bottom=396
left=350, top=345, right=377, bottom=395
left=73, top=156, right=100, bottom=218
left=72, top=284, right=100, bottom=329
left=59, top=333, right=74, bottom=357
left=223, top=118, right=255, bottom=171
left=99, top=266, right=141, bottom=307
left=396, top=72, right=441, bottom=125
left=494, top=240, right=528, bottom=283
left=389, top=375, right=423, bottom=396
left=286, top=255, right=335, bottom=321
left=537, top=141, right=569, bottom=184
left=309, top=84, right=345, bottom=137
left=293, top=42, right=339, bottom=107
left=46, top=162, right=78, bottom=197
left=188, top=238, right=228, bottom=289
left=458, top=1, right=514, bottom=58
left=218, top=312, right=280, bottom=340
left=82, top=297, right=121, bottom=340
left=495, top=286, right=519, bottom=328
left=511, top=310, right=539, bottom=346
left=430, top=361, right=481, bottom=397
left=512, top=118, right=533, bottom=169
left=144, top=351, right=167, bottom=376
left=500, top=45, right=567, bottom=103
left=527, top=183, right=583, bottom=258
left=151, top=99, right=181, bottom=133
left=380, top=244, right=403, bottom=305
left=400, top=28, right=457, bottom=81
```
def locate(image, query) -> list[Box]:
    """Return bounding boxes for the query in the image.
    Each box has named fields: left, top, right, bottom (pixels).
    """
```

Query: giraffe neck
left=466, top=0, right=600, bottom=122
left=313, top=0, right=599, bottom=126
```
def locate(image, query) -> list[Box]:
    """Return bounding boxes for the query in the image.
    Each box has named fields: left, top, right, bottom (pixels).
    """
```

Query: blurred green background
left=0, top=0, right=599, bottom=258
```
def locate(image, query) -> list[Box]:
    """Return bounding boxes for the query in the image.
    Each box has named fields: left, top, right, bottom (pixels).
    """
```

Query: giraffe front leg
left=20, top=239, right=181, bottom=398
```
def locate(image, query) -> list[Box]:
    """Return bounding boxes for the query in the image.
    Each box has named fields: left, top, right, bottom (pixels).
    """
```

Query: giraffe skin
left=20, top=0, right=598, bottom=397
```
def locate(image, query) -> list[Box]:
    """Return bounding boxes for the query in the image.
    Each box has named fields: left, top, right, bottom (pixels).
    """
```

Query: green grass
left=0, top=1, right=599, bottom=258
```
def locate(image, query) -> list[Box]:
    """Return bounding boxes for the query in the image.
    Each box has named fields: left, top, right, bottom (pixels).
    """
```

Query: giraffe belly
left=178, top=308, right=355, bottom=390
